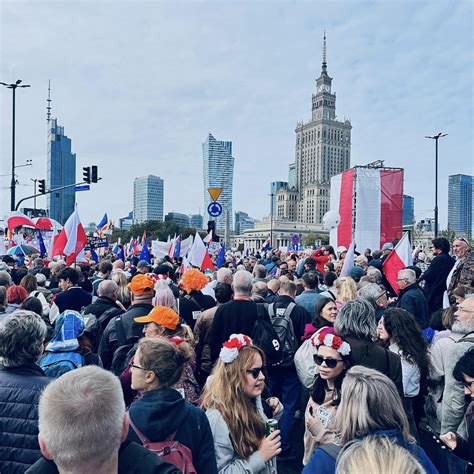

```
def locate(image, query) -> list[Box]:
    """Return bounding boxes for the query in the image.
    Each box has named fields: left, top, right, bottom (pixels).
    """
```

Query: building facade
left=133, top=175, right=164, bottom=223
left=403, top=194, right=415, bottom=226
left=277, top=34, right=351, bottom=225
left=190, top=214, right=203, bottom=230
left=203, top=133, right=234, bottom=232
left=165, top=212, right=190, bottom=227
left=448, top=174, right=474, bottom=238
left=47, top=118, right=76, bottom=224
left=270, top=181, right=288, bottom=217
left=235, top=211, right=255, bottom=235
left=288, top=163, right=296, bottom=189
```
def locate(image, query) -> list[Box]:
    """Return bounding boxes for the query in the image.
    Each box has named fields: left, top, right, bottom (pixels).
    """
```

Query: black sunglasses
left=461, top=380, right=474, bottom=389
left=246, top=367, right=264, bottom=379
left=313, top=354, right=343, bottom=369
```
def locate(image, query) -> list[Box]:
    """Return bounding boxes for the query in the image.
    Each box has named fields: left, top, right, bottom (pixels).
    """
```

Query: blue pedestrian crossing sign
left=207, top=201, right=223, bottom=217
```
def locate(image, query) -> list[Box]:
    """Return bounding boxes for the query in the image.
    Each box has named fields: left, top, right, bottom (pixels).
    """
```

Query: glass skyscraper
left=448, top=174, right=473, bottom=238
left=203, top=133, right=234, bottom=231
left=402, top=194, right=415, bottom=226
left=47, top=118, right=76, bottom=224
left=270, top=181, right=288, bottom=217
left=133, top=175, right=164, bottom=223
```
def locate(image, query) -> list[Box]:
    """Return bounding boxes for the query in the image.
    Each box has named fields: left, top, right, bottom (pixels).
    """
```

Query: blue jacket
left=0, top=363, right=52, bottom=473
left=295, top=290, right=323, bottom=317
left=303, top=429, right=438, bottom=474
left=127, top=388, right=217, bottom=474
left=397, top=283, right=430, bottom=328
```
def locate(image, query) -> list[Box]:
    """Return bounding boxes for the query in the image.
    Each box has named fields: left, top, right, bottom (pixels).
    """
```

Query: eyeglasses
left=313, top=354, right=343, bottom=368
left=462, top=380, right=474, bottom=389
left=396, top=278, right=407, bottom=282
left=457, top=306, right=474, bottom=314
left=130, top=363, right=148, bottom=372
left=246, top=367, right=264, bottom=379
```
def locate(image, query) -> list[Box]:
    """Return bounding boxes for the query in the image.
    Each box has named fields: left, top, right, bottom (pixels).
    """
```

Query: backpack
left=110, top=316, right=138, bottom=376
left=267, top=302, right=298, bottom=367
left=128, top=416, right=196, bottom=474
left=39, top=351, right=85, bottom=378
left=251, top=303, right=283, bottom=366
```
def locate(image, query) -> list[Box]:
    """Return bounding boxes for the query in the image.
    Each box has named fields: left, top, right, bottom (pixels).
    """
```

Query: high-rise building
left=164, top=212, right=190, bottom=227
left=270, top=181, right=288, bottom=217
left=288, top=163, right=296, bottom=190
left=133, top=175, right=164, bottom=223
left=235, top=211, right=255, bottom=235
left=203, top=133, right=234, bottom=232
left=190, top=214, right=203, bottom=230
left=277, top=34, right=352, bottom=224
left=448, top=174, right=474, bottom=238
left=47, top=118, right=76, bottom=224
left=403, top=195, right=415, bottom=226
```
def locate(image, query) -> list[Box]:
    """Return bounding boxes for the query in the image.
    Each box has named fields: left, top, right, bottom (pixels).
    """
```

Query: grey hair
left=217, top=267, right=233, bottom=284
left=252, top=281, right=268, bottom=298
left=97, top=279, right=118, bottom=298
left=233, top=270, right=253, bottom=296
left=358, top=283, right=385, bottom=307
left=253, top=264, right=267, bottom=279
left=334, top=299, right=377, bottom=341
left=39, top=366, right=125, bottom=472
left=335, top=366, right=413, bottom=445
left=0, top=270, right=12, bottom=287
left=398, top=268, right=416, bottom=284
left=0, top=310, right=47, bottom=367
left=365, top=267, right=383, bottom=284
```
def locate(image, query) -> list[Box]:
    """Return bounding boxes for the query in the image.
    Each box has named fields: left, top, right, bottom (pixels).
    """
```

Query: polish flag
left=382, top=233, right=413, bottom=295
left=203, top=231, right=213, bottom=244
left=188, top=232, right=214, bottom=271
left=51, top=208, right=87, bottom=265
left=340, top=241, right=356, bottom=277
left=5, top=211, right=37, bottom=231
left=330, top=167, right=403, bottom=252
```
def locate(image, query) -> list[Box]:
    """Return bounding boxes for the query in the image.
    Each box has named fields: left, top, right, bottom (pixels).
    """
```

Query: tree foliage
left=112, top=221, right=201, bottom=243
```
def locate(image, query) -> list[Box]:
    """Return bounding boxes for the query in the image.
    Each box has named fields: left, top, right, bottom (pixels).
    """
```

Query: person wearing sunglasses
left=202, top=334, right=283, bottom=473
left=447, top=237, right=474, bottom=306
left=438, top=349, right=474, bottom=472
left=303, top=327, right=351, bottom=466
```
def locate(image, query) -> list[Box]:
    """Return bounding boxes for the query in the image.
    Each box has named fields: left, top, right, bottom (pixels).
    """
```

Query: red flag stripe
left=380, top=169, right=403, bottom=248
left=338, top=168, right=354, bottom=249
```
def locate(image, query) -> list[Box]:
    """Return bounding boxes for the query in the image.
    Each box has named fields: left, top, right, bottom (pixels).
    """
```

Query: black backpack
left=267, top=302, right=298, bottom=367
left=110, top=316, right=138, bottom=376
left=251, top=303, right=283, bottom=367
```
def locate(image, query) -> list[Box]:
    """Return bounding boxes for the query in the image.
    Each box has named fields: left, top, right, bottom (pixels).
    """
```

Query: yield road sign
left=207, top=187, right=223, bottom=202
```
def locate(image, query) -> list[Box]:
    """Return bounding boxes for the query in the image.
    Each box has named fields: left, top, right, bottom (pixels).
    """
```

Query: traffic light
left=38, top=179, right=46, bottom=194
left=91, top=165, right=98, bottom=183
left=83, top=166, right=91, bottom=183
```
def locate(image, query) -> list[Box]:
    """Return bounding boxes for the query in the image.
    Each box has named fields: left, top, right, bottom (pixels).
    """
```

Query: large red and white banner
left=330, top=167, right=403, bottom=251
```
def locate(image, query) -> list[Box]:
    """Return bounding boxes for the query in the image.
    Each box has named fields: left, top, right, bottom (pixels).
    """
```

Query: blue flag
left=97, top=213, right=108, bottom=229
left=118, top=246, right=125, bottom=261
left=216, top=244, right=225, bottom=268
left=90, top=247, right=99, bottom=264
left=173, top=235, right=181, bottom=259
left=112, top=242, right=119, bottom=254
left=139, top=238, right=151, bottom=264
left=37, top=231, right=47, bottom=258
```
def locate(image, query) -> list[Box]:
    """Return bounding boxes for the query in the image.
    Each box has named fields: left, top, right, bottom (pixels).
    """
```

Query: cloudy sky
left=0, top=0, right=472, bottom=228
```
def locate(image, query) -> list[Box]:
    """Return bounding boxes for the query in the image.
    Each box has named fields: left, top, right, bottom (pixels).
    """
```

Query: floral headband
left=311, top=327, right=351, bottom=357
left=219, top=334, right=252, bottom=364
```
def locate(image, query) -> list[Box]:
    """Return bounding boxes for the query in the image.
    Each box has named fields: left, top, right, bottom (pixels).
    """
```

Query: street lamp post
left=1, top=79, right=31, bottom=211
left=425, top=132, right=447, bottom=237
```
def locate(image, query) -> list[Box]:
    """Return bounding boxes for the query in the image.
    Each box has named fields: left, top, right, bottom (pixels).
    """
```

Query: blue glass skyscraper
left=402, top=194, right=415, bottom=226
left=47, top=118, right=76, bottom=224
left=203, top=133, right=234, bottom=232
left=448, top=174, right=473, bottom=238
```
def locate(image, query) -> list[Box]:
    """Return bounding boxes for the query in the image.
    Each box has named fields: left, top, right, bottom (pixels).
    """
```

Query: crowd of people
left=0, top=235, right=473, bottom=474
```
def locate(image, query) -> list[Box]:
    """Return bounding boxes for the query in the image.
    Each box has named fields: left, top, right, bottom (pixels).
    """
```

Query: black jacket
left=98, top=303, right=153, bottom=370
left=53, top=287, right=92, bottom=314
left=128, top=388, right=217, bottom=474
left=25, top=440, right=180, bottom=474
left=0, top=363, right=51, bottom=473
left=178, top=291, right=215, bottom=330
left=421, top=252, right=455, bottom=314
left=397, top=283, right=430, bottom=328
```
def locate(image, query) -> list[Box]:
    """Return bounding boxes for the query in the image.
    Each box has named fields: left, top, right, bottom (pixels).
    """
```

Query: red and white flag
left=382, top=233, right=413, bottom=295
left=188, top=232, right=214, bottom=271
left=51, top=208, right=87, bottom=265
left=340, top=241, right=356, bottom=277
left=4, top=211, right=37, bottom=231
left=203, top=231, right=213, bottom=244
left=330, top=167, right=403, bottom=251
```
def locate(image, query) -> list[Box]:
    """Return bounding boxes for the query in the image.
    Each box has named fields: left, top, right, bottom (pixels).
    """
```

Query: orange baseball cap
left=127, top=274, right=155, bottom=295
left=134, top=306, right=179, bottom=330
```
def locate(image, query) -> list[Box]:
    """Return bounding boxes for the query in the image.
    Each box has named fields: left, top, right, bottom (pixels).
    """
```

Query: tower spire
left=46, top=79, right=52, bottom=123
left=322, top=31, right=327, bottom=73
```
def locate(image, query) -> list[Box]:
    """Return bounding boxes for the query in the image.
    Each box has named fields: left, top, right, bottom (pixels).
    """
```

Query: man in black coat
left=421, top=237, right=455, bottom=314
left=0, top=311, right=51, bottom=473
left=396, top=268, right=430, bottom=328
left=83, top=279, right=124, bottom=329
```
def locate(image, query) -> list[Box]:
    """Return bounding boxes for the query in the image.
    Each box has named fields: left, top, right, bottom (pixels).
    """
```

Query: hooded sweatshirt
left=127, top=387, right=217, bottom=474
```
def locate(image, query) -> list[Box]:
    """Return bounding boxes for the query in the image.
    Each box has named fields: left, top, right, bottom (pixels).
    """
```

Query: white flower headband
left=311, top=328, right=351, bottom=357
left=219, top=333, right=252, bottom=364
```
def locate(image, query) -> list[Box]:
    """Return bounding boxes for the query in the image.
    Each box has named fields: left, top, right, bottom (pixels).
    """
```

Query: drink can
left=266, top=419, right=278, bottom=436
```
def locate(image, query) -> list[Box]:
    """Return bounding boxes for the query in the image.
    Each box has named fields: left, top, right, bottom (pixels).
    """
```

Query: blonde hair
left=336, top=436, right=425, bottom=474
left=334, top=277, right=358, bottom=304
left=202, top=345, right=266, bottom=458
left=334, top=260, right=344, bottom=276
left=335, top=366, right=413, bottom=445
left=111, top=272, right=131, bottom=306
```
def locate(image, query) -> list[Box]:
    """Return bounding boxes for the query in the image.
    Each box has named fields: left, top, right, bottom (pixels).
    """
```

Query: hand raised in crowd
left=439, top=432, right=457, bottom=450
left=266, top=397, right=282, bottom=417
left=258, top=429, right=282, bottom=462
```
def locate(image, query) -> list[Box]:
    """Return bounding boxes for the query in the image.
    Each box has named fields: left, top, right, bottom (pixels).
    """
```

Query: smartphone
left=424, top=424, right=454, bottom=450
left=309, top=406, right=314, bottom=417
